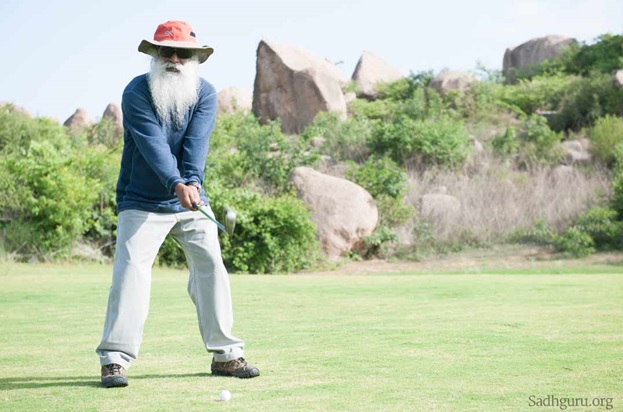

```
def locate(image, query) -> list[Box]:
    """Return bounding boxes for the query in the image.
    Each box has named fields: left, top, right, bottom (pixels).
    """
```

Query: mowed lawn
left=0, top=261, right=621, bottom=411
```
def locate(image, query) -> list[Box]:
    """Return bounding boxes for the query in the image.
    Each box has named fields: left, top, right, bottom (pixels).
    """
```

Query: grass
left=0, top=262, right=621, bottom=411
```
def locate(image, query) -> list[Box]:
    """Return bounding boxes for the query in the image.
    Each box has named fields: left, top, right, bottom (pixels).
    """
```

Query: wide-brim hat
left=138, top=20, right=214, bottom=64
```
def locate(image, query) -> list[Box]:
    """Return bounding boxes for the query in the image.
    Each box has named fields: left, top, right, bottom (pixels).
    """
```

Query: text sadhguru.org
left=528, top=395, right=613, bottom=410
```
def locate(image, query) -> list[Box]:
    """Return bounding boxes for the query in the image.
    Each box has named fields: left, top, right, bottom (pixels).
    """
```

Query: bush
left=590, top=115, right=623, bottom=166
left=500, top=74, right=576, bottom=115
left=550, top=73, right=623, bottom=131
left=515, top=115, right=564, bottom=167
left=2, top=139, right=98, bottom=257
left=369, top=116, right=471, bottom=168
left=572, top=207, right=623, bottom=250
left=300, top=111, right=372, bottom=162
left=345, top=156, right=415, bottom=226
left=552, top=227, right=596, bottom=258
left=204, top=184, right=321, bottom=274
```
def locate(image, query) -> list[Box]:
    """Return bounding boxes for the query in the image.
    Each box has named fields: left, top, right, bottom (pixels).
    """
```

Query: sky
left=1, top=0, right=621, bottom=122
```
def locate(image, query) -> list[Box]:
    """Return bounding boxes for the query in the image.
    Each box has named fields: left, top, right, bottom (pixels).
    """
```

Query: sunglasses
left=157, top=47, right=194, bottom=59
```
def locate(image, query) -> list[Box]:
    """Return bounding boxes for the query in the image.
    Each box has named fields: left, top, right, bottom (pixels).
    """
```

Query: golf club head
left=224, top=209, right=236, bottom=236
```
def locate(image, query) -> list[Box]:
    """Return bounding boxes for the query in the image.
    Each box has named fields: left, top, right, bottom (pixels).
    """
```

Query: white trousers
left=96, top=208, right=244, bottom=369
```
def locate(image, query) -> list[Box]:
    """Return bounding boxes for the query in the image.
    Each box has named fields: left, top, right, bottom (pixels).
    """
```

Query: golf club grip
left=193, top=204, right=227, bottom=233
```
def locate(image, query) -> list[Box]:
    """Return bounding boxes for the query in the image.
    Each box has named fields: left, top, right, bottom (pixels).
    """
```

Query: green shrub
left=208, top=113, right=313, bottom=193
left=2, top=140, right=98, bottom=257
left=0, top=106, right=67, bottom=154
left=345, top=156, right=415, bottom=226
left=300, top=111, right=372, bottom=162
left=359, top=226, right=398, bottom=259
left=572, top=207, right=623, bottom=250
left=516, top=115, right=564, bottom=167
left=613, top=145, right=623, bottom=218
left=550, top=73, right=623, bottom=131
left=369, top=116, right=471, bottom=168
left=509, top=219, right=554, bottom=245
left=552, top=227, right=596, bottom=258
left=492, top=126, right=520, bottom=156
left=500, top=74, right=577, bottom=115
left=589, top=115, right=623, bottom=166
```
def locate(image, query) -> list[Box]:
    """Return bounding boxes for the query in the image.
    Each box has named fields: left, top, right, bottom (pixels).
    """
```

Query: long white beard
left=148, top=59, right=200, bottom=126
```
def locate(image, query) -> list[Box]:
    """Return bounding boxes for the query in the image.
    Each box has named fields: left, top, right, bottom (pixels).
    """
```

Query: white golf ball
left=219, top=390, right=231, bottom=402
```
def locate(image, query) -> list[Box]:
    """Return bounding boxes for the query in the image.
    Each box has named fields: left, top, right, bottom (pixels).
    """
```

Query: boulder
left=253, top=39, right=348, bottom=134
left=1, top=102, right=31, bottom=117
left=419, top=193, right=461, bottom=224
left=429, top=71, right=477, bottom=96
left=351, top=51, right=404, bottom=100
left=102, top=103, right=123, bottom=136
left=562, top=139, right=591, bottom=164
left=614, top=70, right=623, bottom=88
left=289, top=167, right=378, bottom=258
left=503, top=35, right=576, bottom=83
left=217, top=87, right=253, bottom=115
left=63, top=108, right=92, bottom=133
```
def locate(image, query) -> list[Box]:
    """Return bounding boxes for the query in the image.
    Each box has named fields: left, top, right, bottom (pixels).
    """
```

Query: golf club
left=193, top=203, right=236, bottom=236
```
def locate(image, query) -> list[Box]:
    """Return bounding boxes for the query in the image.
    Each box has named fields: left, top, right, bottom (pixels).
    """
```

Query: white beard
left=148, top=58, right=200, bottom=126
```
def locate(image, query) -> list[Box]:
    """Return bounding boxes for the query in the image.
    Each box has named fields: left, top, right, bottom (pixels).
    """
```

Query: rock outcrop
left=351, top=51, right=404, bottom=100
left=289, top=167, right=378, bottom=258
left=503, top=35, right=576, bottom=83
left=252, top=39, right=347, bottom=134
left=218, top=87, right=253, bottom=115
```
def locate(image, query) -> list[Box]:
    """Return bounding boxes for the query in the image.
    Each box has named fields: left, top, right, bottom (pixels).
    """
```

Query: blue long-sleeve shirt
left=116, top=74, right=217, bottom=213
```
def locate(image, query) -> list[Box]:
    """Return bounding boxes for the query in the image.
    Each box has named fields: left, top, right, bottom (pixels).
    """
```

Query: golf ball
left=219, top=390, right=231, bottom=402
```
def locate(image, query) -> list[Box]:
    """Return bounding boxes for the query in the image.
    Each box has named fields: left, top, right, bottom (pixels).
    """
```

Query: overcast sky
left=1, top=0, right=621, bottom=122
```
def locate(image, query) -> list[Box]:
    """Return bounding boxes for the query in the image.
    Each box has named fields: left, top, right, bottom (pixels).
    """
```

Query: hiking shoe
left=101, top=363, right=128, bottom=388
left=211, top=357, right=260, bottom=378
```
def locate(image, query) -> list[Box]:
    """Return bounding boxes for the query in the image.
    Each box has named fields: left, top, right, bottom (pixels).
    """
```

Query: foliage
left=612, top=145, right=623, bottom=219
left=499, top=73, right=577, bottom=115
left=552, top=227, right=596, bottom=258
left=589, top=115, right=623, bottom=166
left=345, top=156, right=415, bottom=226
left=300, top=111, right=372, bottom=162
left=215, top=189, right=321, bottom=274
left=533, top=34, right=623, bottom=77
left=570, top=207, right=623, bottom=250
left=515, top=115, right=564, bottom=167
left=359, top=226, right=398, bottom=259
left=549, top=73, right=623, bottom=131
left=2, top=138, right=99, bottom=257
left=368, top=115, right=471, bottom=168
left=509, top=219, right=554, bottom=245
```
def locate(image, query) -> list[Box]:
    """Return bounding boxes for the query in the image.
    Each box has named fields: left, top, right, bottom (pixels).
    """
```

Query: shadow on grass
left=0, top=373, right=218, bottom=390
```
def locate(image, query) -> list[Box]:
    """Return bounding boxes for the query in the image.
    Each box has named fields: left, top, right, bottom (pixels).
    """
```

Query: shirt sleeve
left=182, top=82, right=217, bottom=185
left=121, top=88, right=184, bottom=193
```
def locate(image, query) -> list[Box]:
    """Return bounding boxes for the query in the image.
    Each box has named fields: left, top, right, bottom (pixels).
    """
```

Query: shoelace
left=106, top=364, right=123, bottom=374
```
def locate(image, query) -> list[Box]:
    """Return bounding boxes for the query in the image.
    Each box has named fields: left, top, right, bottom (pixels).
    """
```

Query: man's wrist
left=186, top=181, right=201, bottom=192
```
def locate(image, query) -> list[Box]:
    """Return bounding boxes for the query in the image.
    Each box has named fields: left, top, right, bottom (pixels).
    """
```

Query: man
left=96, top=20, right=259, bottom=388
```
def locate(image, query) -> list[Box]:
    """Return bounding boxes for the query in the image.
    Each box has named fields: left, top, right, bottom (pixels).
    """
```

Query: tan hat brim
left=138, top=39, right=214, bottom=64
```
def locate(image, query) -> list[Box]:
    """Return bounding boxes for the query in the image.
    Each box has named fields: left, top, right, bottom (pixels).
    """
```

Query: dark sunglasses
left=157, top=47, right=194, bottom=59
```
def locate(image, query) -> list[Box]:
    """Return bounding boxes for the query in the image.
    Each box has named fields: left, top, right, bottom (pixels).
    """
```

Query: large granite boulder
left=503, top=35, right=576, bottom=83
left=63, top=108, right=92, bottom=133
left=102, top=103, right=123, bottom=136
left=351, top=51, right=404, bottom=100
left=217, top=87, right=253, bottom=115
left=429, top=71, right=477, bottom=96
left=289, top=167, right=378, bottom=258
left=253, top=39, right=348, bottom=134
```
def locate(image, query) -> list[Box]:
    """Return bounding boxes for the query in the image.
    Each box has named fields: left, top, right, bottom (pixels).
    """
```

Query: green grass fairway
left=0, top=262, right=621, bottom=411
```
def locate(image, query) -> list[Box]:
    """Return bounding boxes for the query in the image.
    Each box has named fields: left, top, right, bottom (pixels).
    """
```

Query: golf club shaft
left=193, top=204, right=228, bottom=234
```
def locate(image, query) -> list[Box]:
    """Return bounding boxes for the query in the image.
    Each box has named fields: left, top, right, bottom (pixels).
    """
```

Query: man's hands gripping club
left=175, top=182, right=202, bottom=210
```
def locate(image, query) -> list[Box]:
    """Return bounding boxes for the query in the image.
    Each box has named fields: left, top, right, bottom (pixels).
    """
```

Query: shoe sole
left=101, top=376, right=129, bottom=388
left=211, top=369, right=260, bottom=379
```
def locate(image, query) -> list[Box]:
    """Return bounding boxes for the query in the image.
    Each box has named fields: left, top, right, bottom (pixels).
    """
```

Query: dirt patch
left=304, top=246, right=623, bottom=275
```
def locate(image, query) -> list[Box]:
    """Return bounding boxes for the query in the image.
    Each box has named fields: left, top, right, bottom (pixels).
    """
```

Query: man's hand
left=174, top=182, right=202, bottom=210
